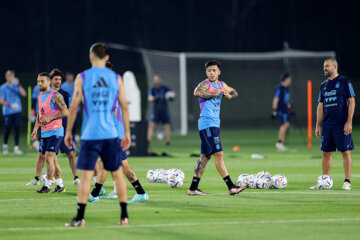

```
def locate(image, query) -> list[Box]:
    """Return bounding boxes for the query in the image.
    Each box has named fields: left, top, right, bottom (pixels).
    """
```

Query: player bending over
left=188, top=60, right=245, bottom=196
left=65, top=43, right=130, bottom=227
left=88, top=61, right=148, bottom=203
left=31, top=72, right=69, bottom=193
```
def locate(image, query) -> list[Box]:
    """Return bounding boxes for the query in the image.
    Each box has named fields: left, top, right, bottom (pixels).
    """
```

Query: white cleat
left=26, top=179, right=40, bottom=185
left=275, top=142, right=287, bottom=151
left=309, top=185, right=320, bottom=190
left=342, top=182, right=351, bottom=190
left=73, top=178, right=80, bottom=185
left=14, top=146, right=23, bottom=155
left=2, top=144, right=8, bottom=155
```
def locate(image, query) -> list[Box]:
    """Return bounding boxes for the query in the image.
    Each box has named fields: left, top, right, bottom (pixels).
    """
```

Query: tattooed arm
left=40, top=93, right=69, bottom=124
left=194, top=81, right=221, bottom=98
left=222, top=81, right=238, bottom=100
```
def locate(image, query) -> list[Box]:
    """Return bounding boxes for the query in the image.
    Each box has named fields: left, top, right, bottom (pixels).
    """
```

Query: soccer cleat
left=88, top=194, right=99, bottom=203
left=342, top=182, right=351, bottom=190
left=2, top=145, right=8, bottom=155
left=275, top=142, right=287, bottom=151
left=309, top=185, right=320, bottom=190
left=229, top=186, right=246, bottom=195
left=119, top=218, right=130, bottom=226
left=52, top=185, right=66, bottom=193
left=37, top=186, right=50, bottom=193
left=65, top=218, right=85, bottom=227
left=73, top=178, right=80, bottom=185
left=99, top=187, right=106, bottom=196
left=128, top=193, right=149, bottom=203
left=13, top=148, right=23, bottom=155
left=187, top=189, right=209, bottom=196
left=26, top=179, right=40, bottom=185
left=101, top=191, right=118, bottom=199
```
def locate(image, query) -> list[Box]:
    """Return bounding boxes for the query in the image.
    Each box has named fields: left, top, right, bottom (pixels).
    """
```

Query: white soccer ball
left=237, top=174, right=249, bottom=188
left=146, top=169, right=156, bottom=182
left=248, top=174, right=258, bottom=189
left=257, top=171, right=272, bottom=178
left=167, top=175, right=184, bottom=188
left=317, top=175, right=333, bottom=190
left=165, top=91, right=175, bottom=101
left=271, top=174, right=288, bottom=189
left=256, top=175, right=272, bottom=189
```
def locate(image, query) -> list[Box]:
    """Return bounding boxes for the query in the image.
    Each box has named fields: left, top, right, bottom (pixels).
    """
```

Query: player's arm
left=222, top=82, right=238, bottom=100
left=40, top=93, right=69, bottom=124
left=0, top=98, right=10, bottom=107
left=31, top=114, right=40, bottom=141
left=344, top=97, right=355, bottom=135
left=65, top=74, right=82, bottom=148
left=18, top=84, right=27, bottom=97
left=118, top=76, right=131, bottom=150
left=315, top=102, right=324, bottom=138
left=194, top=81, right=221, bottom=98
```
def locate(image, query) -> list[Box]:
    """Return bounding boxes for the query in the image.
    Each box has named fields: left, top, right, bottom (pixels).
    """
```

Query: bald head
left=153, top=75, right=162, bottom=88
left=323, top=58, right=339, bottom=79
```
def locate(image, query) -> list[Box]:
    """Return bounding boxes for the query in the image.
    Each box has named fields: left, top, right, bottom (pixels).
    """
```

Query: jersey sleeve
left=345, top=79, right=356, bottom=98
left=148, top=88, right=154, bottom=96
left=318, top=89, right=324, bottom=103
left=274, top=87, right=280, bottom=98
left=0, top=87, right=4, bottom=100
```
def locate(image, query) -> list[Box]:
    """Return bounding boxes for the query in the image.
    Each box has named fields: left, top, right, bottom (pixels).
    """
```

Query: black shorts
left=4, top=113, right=21, bottom=127
left=321, top=125, right=354, bottom=152
left=199, top=127, right=223, bottom=156
left=77, top=138, right=122, bottom=171
left=151, top=110, right=170, bottom=124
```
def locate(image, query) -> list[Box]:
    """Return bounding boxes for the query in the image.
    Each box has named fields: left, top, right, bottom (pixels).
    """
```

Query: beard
left=324, top=70, right=332, bottom=77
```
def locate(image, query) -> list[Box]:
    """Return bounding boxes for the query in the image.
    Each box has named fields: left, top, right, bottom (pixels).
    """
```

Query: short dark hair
left=38, top=72, right=50, bottom=79
left=205, top=60, right=221, bottom=70
left=49, top=68, right=63, bottom=80
left=90, top=42, right=108, bottom=59
left=106, top=61, right=115, bottom=71
left=281, top=73, right=290, bottom=82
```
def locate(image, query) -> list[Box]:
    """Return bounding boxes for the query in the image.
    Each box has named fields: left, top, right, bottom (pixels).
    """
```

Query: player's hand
left=40, top=116, right=52, bottom=124
left=64, top=132, right=73, bottom=149
left=315, top=125, right=321, bottom=138
left=11, top=103, right=20, bottom=110
left=223, top=91, right=232, bottom=99
left=30, top=109, right=36, bottom=123
left=31, top=130, right=38, bottom=141
left=271, top=110, right=277, bottom=119
left=344, top=121, right=352, bottom=135
left=121, top=132, right=131, bottom=151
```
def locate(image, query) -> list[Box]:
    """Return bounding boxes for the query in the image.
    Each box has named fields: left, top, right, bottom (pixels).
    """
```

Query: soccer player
left=311, top=58, right=355, bottom=190
left=31, top=72, right=68, bottom=193
left=88, top=61, right=148, bottom=203
left=188, top=60, right=244, bottom=196
left=64, top=43, right=130, bottom=227
left=27, top=69, right=80, bottom=186
left=272, top=73, right=292, bottom=151
left=0, top=70, right=27, bottom=154
left=147, top=75, right=175, bottom=147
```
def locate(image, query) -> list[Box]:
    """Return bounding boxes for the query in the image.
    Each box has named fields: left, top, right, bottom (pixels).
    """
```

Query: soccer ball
left=257, top=171, right=272, bottom=178
left=256, top=175, right=272, bottom=189
left=248, top=174, right=258, bottom=189
left=237, top=174, right=249, bottom=188
left=271, top=174, right=287, bottom=189
left=317, top=175, right=333, bottom=190
left=165, top=91, right=176, bottom=101
left=167, top=175, right=184, bottom=188
left=41, top=172, right=47, bottom=183
left=146, top=170, right=156, bottom=182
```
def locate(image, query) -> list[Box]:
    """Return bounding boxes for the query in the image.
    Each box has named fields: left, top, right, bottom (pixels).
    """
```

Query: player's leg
left=2, top=115, right=12, bottom=154
left=276, top=114, right=290, bottom=151
left=147, top=121, right=156, bottom=142
left=26, top=152, right=45, bottom=185
left=13, top=113, right=22, bottom=154
left=164, top=123, right=171, bottom=146
left=111, top=167, right=129, bottom=225
left=89, top=160, right=107, bottom=202
left=123, top=160, right=148, bottom=203
left=66, top=151, right=79, bottom=184
left=341, top=151, right=352, bottom=190
left=52, top=157, right=65, bottom=193
left=188, top=154, right=211, bottom=195
left=322, top=151, right=333, bottom=175
left=37, top=151, right=56, bottom=193
left=213, top=151, right=245, bottom=195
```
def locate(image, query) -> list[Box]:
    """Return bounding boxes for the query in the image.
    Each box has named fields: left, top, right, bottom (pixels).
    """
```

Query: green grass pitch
left=0, top=129, right=359, bottom=240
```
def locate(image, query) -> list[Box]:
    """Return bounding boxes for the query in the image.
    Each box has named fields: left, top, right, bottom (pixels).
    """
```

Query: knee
left=214, top=152, right=224, bottom=160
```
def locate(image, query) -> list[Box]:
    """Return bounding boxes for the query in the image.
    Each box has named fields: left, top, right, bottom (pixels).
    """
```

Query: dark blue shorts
left=151, top=110, right=170, bottom=124
left=77, top=138, right=122, bottom=171
left=39, top=135, right=63, bottom=155
left=277, top=112, right=290, bottom=125
left=4, top=113, right=22, bottom=127
left=59, top=139, right=74, bottom=154
left=199, top=127, right=223, bottom=156
left=321, top=125, right=354, bottom=152
left=119, top=140, right=127, bottom=161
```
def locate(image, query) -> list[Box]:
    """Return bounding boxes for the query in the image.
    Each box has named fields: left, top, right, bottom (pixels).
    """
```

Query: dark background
left=0, top=0, right=359, bottom=127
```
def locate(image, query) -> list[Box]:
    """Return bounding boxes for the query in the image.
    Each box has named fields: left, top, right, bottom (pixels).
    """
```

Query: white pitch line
left=1, top=218, right=359, bottom=232
left=211, top=191, right=360, bottom=196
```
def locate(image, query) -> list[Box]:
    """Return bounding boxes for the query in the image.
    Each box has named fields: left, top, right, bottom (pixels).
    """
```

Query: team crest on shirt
left=335, top=82, right=340, bottom=88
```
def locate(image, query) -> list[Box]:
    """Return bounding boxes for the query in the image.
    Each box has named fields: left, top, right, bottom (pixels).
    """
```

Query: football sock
left=93, top=176, right=97, bottom=183
left=189, top=177, right=200, bottom=191
left=344, top=179, right=351, bottom=183
left=75, top=203, right=86, bottom=221
left=56, top=178, right=64, bottom=188
left=35, top=176, right=39, bottom=181
left=278, top=140, right=282, bottom=143
left=74, top=176, right=79, bottom=180
left=120, top=202, right=128, bottom=219
left=223, top=175, right=235, bottom=190
left=45, top=178, right=52, bottom=188
left=113, top=181, right=117, bottom=193
left=91, top=183, right=103, bottom=197
left=131, top=180, right=145, bottom=194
